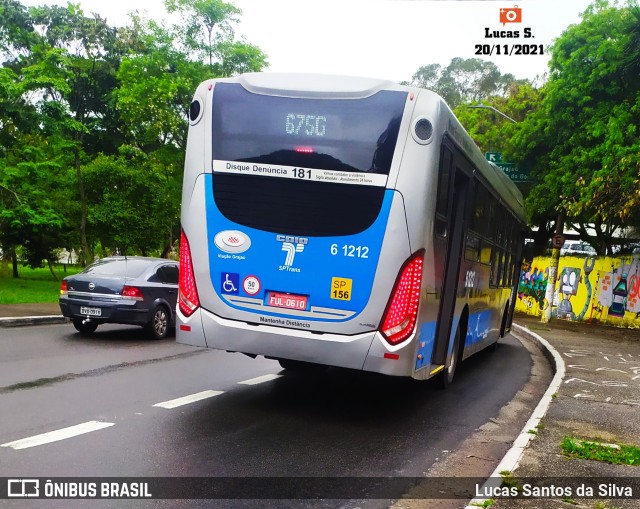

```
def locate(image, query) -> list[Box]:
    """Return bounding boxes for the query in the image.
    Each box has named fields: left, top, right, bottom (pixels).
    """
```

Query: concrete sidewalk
left=1, top=304, right=639, bottom=507
left=479, top=315, right=640, bottom=509
left=0, top=302, right=65, bottom=327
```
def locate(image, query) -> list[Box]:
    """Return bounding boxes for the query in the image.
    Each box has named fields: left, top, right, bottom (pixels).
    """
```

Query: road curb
left=0, top=316, right=67, bottom=328
left=464, top=322, right=566, bottom=508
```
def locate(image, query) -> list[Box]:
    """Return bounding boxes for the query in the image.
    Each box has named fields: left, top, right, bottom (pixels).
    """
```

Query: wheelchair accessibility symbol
left=221, top=272, right=239, bottom=295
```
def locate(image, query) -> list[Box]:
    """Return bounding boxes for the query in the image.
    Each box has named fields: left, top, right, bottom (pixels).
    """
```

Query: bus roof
left=212, top=72, right=526, bottom=224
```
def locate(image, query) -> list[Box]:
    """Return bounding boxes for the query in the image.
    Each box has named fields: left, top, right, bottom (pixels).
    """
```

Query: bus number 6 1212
left=330, top=244, right=369, bottom=258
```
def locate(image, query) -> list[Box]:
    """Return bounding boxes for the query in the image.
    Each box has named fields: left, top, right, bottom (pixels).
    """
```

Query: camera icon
left=500, top=6, right=522, bottom=25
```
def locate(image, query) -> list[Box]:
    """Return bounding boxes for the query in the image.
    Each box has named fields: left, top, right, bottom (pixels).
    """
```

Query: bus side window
left=465, top=232, right=480, bottom=261
left=490, top=246, right=500, bottom=287
left=435, top=145, right=452, bottom=237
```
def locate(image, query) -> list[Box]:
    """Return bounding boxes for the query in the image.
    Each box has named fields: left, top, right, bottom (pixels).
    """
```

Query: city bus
left=177, top=72, right=526, bottom=385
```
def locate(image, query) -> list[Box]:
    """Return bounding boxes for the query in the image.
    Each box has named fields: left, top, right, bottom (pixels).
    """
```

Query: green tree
left=0, top=0, right=269, bottom=268
left=509, top=1, right=640, bottom=254
left=165, top=0, right=266, bottom=73
left=0, top=134, right=72, bottom=278
left=410, top=58, right=521, bottom=108
left=83, top=150, right=179, bottom=256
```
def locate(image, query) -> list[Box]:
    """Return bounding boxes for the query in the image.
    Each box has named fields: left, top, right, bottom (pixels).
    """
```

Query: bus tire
left=493, top=304, right=510, bottom=352
left=499, top=303, right=510, bottom=338
left=278, top=359, right=327, bottom=372
left=438, top=325, right=462, bottom=389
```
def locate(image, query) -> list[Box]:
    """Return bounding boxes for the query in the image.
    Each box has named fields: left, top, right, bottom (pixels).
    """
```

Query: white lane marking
left=238, top=374, right=282, bottom=386
left=152, top=390, right=223, bottom=409
left=1, top=421, right=115, bottom=450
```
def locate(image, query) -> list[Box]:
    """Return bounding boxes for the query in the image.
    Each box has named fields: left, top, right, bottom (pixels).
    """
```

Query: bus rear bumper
left=202, top=308, right=376, bottom=370
left=177, top=308, right=418, bottom=376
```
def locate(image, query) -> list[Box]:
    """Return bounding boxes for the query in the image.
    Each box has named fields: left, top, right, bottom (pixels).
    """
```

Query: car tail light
left=122, top=285, right=144, bottom=300
left=60, top=280, right=68, bottom=295
left=179, top=230, right=200, bottom=317
left=379, top=251, right=424, bottom=345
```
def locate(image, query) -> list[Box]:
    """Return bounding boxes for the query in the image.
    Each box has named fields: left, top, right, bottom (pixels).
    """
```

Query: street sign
left=486, top=152, right=530, bottom=182
left=496, top=163, right=530, bottom=183
left=552, top=234, right=566, bottom=249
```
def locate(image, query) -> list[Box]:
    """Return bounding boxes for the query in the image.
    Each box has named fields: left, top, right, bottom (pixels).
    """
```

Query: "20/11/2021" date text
left=475, top=44, right=544, bottom=56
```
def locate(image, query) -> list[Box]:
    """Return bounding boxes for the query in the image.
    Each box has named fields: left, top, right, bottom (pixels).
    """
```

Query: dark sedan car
left=59, top=257, right=179, bottom=339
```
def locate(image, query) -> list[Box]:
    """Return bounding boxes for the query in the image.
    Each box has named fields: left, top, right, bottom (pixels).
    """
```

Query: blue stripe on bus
left=415, top=310, right=493, bottom=370
left=466, top=310, right=493, bottom=347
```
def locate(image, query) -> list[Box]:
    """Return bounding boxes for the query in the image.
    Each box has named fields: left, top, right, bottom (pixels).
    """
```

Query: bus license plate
left=80, top=306, right=101, bottom=316
left=267, top=292, right=308, bottom=311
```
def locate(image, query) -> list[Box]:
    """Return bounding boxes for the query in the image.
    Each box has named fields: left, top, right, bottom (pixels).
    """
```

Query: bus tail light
left=179, top=230, right=200, bottom=317
left=379, top=251, right=424, bottom=345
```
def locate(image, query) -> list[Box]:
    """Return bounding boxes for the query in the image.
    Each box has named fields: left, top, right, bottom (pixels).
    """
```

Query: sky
left=20, top=0, right=596, bottom=83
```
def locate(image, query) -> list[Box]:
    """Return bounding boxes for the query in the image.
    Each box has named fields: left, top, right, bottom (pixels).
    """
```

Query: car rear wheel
left=72, top=318, right=98, bottom=335
left=148, top=305, right=169, bottom=339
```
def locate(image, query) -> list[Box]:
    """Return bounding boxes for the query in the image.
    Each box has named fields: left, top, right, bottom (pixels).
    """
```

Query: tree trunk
left=47, top=259, right=58, bottom=281
left=74, top=146, right=91, bottom=266
left=11, top=248, right=18, bottom=279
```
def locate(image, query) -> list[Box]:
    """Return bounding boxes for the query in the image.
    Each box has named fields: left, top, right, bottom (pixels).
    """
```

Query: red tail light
left=122, top=285, right=144, bottom=300
left=60, top=280, right=68, bottom=295
left=179, top=230, right=200, bottom=317
left=379, top=252, right=424, bottom=345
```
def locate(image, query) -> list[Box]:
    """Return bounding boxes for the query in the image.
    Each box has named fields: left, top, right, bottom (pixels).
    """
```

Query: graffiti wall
left=517, top=255, right=640, bottom=327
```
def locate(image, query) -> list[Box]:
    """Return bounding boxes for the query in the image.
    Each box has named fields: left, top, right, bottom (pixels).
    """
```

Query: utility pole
left=541, top=214, right=564, bottom=323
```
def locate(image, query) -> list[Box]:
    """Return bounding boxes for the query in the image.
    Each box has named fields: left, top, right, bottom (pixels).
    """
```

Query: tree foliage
left=410, top=58, right=522, bottom=108
left=409, top=2, right=640, bottom=255
left=508, top=0, right=640, bottom=254
left=0, top=0, right=267, bottom=275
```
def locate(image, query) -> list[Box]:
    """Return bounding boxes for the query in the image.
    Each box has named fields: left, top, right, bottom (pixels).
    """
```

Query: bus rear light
left=122, top=285, right=144, bottom=300
left=379, top=252, right=424, bottom=345
left=179, top=230, right=200, bottom=317
left=294, top=146, right=314, bottom=154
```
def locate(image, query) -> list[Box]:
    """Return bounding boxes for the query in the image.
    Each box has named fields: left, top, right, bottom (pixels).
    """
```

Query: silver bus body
left=178, top=73, right=526, bottom=380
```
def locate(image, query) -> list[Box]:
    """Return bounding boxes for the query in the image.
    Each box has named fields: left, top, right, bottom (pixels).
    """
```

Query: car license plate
left=80, top=306, right=101, bottom=316
left=267, top=292, right=308, bottom=311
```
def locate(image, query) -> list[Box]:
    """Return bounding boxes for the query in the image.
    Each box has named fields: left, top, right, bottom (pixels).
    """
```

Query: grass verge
left=561, top=436, right=640, bottom=466
left=0, top=265, right=81, bottom=304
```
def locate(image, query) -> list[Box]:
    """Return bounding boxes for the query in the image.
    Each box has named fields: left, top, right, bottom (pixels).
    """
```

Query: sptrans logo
left=500, top=5, right=522, bottom=25
left=276, top=234, right=307, bottom=272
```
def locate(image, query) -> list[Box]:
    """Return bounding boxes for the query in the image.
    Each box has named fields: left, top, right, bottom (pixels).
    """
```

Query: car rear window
left=81, top=259, right=151, bottom=278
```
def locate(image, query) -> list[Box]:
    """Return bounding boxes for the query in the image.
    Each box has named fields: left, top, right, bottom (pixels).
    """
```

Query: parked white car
left=560, top=242, right=597, bottom=256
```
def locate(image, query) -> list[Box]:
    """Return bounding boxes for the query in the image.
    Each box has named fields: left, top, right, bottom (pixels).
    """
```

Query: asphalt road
left=0, top=322, right=535, bottom=509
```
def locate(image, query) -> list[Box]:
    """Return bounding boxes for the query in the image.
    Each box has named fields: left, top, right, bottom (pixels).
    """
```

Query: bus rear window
left=211, top=83, right=407, bottom=175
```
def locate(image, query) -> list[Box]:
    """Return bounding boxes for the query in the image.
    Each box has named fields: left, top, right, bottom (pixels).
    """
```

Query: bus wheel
left=439, top=325, right=461, bottom=389
left=278, top=359, right=327, bottom=372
